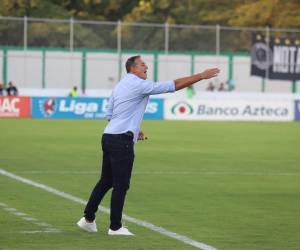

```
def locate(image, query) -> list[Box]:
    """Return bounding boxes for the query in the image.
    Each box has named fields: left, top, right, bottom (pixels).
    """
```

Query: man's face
left=131, top=57, right=148, bottom=80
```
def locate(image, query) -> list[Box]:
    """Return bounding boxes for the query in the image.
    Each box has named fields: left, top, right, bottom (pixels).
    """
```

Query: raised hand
left=200, top=68, right=220, bottom=79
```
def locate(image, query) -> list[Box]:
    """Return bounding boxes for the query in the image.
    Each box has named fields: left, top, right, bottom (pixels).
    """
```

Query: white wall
left=157, top=54, right=190, bottom=97
left=2, top=49, right=299, bottom=94
left=7, top=51, right=42, bottom=88
left=233, top=56, right=261, bottom=92
left=265, top=79, right=293, bottom=93
left=158, top=54, right=190, bottom=81
left=45, top=52, right=81, bottom=89
left=86, top=52, right=118, bottom=89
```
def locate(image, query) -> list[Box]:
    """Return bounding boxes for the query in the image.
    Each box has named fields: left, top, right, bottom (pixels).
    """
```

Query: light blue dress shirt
left=104, top=73, right=175, bottom=142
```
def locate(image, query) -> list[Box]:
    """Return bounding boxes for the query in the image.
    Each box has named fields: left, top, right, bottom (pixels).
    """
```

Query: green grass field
left=1, top=119, right=300, bottom=250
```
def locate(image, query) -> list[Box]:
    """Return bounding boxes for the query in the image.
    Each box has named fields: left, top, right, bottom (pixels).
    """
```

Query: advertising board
left=32, top=97, right=164, bottom=120
left=0, top=96, right=31, bottom=118
left=165, top=99, right=294, bottom=121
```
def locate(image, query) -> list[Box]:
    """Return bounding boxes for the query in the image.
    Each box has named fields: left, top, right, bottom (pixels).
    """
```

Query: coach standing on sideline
left=77, top=55, right=219, bottom=235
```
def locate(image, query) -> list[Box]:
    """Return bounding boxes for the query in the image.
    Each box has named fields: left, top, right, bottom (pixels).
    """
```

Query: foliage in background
left=0, top=0, right=299, bottom=51
left=1, top=0, right=299, bottom=28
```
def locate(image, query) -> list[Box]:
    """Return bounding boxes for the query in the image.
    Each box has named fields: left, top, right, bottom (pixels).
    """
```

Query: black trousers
left=84, top=132, right=134, bottom=230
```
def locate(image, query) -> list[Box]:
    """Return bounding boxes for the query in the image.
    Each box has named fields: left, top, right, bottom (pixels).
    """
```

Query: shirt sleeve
left=105, top=94, right=114, bottom=120
left=139, top=80, right=175, bottom=95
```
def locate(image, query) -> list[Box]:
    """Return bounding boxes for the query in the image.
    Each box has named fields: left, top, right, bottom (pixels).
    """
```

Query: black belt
left=104, top=131, right=134, bottom=140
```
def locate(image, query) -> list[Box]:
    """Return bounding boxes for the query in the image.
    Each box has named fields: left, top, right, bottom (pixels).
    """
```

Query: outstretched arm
left=174, top=68, right=220, bottom=91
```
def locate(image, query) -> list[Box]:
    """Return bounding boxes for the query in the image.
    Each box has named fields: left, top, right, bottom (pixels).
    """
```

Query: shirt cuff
left=166, top=80, right=176, bottom=92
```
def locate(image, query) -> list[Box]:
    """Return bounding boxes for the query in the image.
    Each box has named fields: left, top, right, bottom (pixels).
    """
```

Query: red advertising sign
left=0, top=96, right=31, bottom=118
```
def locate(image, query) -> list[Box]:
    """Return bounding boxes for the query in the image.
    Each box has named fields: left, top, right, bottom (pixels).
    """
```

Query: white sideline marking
left=0, top=168, right=218, bottom=250
left=0, top=201, right=61, bottom=234
left=23, top=217, right=38, bottom=221
left=3, top=207, right=17, bottom=212
left=33, top=222, right=51, bottom=227
left=21, top=230, right=51, bottom=234
left=12, top=212, right=27, bottom=216
left=12, top=170, right=300, bottom=176
left=21, top=229, right=61, bottom=234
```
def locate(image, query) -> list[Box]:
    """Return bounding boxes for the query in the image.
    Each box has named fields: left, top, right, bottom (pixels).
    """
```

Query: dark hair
left=125, top=55, right=140, bottom=73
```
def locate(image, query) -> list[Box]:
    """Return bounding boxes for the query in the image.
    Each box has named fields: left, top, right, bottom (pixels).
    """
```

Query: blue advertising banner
left=144, top=98, right=164, bottom=120
left=32, top=97, right=108, bottom=119
left=295, top=100, right=300, bottom=121
left=32, top=97, right=163, bottom=120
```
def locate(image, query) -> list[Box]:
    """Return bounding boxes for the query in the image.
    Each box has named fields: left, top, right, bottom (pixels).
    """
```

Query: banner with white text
left=251, top=34, right=300, bottom=80
left=0, top=96, right=31, bottom=118
left=165, top=99, right=294, bottom=121
left=31, top=97, right=164, bottom=120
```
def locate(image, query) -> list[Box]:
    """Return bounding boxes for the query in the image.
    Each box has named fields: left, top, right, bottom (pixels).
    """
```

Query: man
left=69, top=86, right=78, bottom=97
left=206, top=81, right=215, bottom=91
left=186, top=85, right=195, bottom=98
left=218, top=82, right=226, bottom=92
left=77, top=55, right=219, bottom=235
left=6, top=82, right=18, bottom=96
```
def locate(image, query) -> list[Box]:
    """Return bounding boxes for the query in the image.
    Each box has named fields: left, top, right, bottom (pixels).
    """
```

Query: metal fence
left=1, top=16, right=299, bottom=53
left=0, top=16, right=300, bottom=93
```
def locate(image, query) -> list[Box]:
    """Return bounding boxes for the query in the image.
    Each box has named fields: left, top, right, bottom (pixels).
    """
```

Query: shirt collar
left=127, top=73, right=144, bottom=80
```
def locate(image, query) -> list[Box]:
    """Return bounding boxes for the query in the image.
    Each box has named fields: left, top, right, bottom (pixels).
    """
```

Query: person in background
left=227, top=79, right=235, bottom=91
left=186, top=85, right=195, bottom=99
left=69, top=86, right=78, bottom=97
left=6, top=82, right=18, bottom=96
left=218, top=82, right=226, bottom=92
left=0, top=83, right=4, bottom=96
left=206, top=81, right=215, bottom=91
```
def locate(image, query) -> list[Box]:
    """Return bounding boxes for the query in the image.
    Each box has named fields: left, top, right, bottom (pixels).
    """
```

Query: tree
left=0, top=0, right=299, bottom=51
left=228, top=0, right=300, bottom=29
